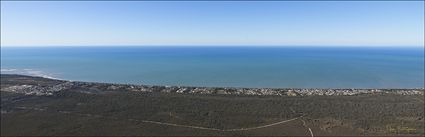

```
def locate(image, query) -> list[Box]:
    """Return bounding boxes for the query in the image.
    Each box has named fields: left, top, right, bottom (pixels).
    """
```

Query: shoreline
left=1, top=74, right=424, bottom=96
left=1, top=72, right=424, bottom=90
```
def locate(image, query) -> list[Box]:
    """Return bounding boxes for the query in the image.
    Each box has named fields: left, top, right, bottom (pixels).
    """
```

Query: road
left=301, top=118, right=314, bottom=137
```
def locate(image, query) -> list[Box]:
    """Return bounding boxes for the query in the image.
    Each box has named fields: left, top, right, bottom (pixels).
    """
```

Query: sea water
left=1, top=46, right=424, bottom=88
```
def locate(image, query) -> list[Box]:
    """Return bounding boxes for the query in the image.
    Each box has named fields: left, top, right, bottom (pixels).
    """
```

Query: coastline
left=1, top=69, right=63, bottom=81
left=1, top=74, right=424, bottom=96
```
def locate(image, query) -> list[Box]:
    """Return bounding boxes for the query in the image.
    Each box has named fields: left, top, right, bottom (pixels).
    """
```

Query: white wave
left=1, top=68, right=61, bottom=80
left=0, top=69, right=17, bottom=72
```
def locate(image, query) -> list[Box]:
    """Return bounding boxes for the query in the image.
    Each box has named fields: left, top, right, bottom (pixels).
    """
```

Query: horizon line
left=1, top=44, right=424, bottom=48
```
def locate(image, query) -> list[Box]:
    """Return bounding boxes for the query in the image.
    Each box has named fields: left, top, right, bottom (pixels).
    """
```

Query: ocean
left=1, top=46, right=424, bottom=88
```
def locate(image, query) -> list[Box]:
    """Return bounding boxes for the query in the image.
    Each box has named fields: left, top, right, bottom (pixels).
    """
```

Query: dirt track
left=14, top=106, right=308, bottom=133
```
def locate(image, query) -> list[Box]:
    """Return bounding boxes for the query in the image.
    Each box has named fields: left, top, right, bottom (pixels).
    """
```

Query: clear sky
left=1, top=1, right=424, bottom=47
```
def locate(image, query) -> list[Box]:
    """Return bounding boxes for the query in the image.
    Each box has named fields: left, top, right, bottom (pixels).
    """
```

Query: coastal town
left=2, top=75, right=424, bottom=96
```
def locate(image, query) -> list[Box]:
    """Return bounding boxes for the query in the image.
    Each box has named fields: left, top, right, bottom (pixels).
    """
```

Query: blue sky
left=1, top=1, right=424, bottom=47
